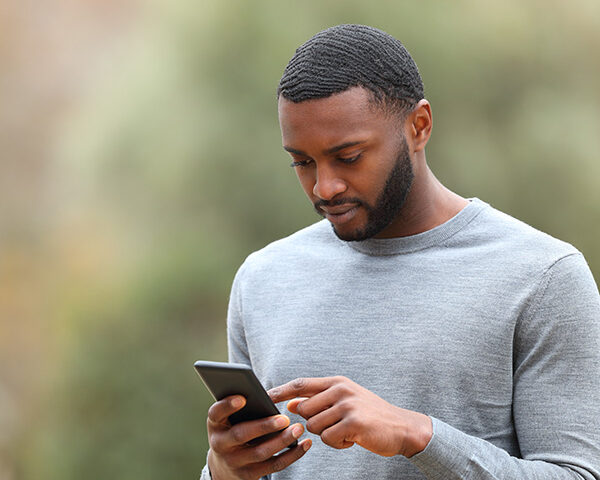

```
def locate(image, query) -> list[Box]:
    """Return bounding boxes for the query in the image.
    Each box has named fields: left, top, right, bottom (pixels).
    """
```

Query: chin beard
left=330, top=139, right=413, bottom=242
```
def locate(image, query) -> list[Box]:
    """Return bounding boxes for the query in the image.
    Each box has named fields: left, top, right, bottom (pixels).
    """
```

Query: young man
left=201, top=25, right=600, bottom=480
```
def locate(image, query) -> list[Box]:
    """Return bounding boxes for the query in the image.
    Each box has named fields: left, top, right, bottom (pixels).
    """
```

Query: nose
left=312, top=164, right=347, bottom=201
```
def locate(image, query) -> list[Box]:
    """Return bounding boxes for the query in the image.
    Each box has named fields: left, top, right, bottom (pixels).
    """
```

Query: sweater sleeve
left=227, top=263, right=252, bottom=365
left=199, top=267, right=246, bottom=480
left=200, top=263, right=271, bottom=480
left=199, top=464, right=212, bottom=480
left=410, top=253, right=600, bottom=479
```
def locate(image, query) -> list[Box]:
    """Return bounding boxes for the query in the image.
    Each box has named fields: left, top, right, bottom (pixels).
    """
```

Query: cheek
left=295, top=169, right=316, bottom=199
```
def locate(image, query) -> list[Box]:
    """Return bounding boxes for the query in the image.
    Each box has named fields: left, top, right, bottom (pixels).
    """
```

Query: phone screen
left=195, top=361, right=279, bottom=423
left=194, top=360, right=298, bottom=448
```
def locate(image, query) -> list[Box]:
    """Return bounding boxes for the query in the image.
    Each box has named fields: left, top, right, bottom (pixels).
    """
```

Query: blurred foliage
left=1, top=0, right=599, bottom=478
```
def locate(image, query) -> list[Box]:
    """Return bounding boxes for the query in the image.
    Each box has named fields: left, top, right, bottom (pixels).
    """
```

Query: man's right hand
left=206, top=395, right=312, bottom=480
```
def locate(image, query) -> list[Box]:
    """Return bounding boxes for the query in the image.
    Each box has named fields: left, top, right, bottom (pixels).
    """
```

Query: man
left=201, top=24, right=600, bottom=479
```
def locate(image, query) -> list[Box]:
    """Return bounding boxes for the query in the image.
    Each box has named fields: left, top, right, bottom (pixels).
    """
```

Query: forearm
left=410, top=418, right=599, bottom=480
left=407, top=255, right=597, bottom=479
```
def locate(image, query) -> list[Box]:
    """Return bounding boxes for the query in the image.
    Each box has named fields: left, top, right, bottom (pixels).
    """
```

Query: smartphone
left=194, top=360, right=297, bottom=447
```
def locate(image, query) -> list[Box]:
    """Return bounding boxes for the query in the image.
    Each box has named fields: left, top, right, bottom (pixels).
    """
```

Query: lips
left=319, top=204, right=358, bottom=215
left=319, top=204, right=359, bottom=225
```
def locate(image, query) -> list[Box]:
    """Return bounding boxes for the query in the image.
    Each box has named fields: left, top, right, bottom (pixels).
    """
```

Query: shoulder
left=235, top=220, right=340, bottom=281
left=464, top=199, right=581, bottom=268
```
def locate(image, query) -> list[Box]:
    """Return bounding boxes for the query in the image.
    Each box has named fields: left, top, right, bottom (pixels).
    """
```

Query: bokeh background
left=1, top=0, right=599, bottom=478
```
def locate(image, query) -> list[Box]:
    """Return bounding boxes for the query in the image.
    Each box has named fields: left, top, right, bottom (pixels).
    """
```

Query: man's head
left=277, top=24, right=424, bottom=118
left=278, top=25, right=432, bottom=241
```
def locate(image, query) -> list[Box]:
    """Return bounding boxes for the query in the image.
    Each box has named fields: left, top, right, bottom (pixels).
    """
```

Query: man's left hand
left=268, top=376, right=432, bottom=458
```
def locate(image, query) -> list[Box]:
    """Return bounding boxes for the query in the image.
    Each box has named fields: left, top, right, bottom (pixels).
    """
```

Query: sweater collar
left=338, top=198, right=488, bottom=256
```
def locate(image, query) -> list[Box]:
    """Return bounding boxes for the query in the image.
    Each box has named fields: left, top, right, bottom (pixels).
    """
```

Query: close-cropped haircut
left=277, top=24, right=425, bottom=117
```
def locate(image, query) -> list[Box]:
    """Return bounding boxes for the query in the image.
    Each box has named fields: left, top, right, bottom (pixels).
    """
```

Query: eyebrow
left=283, top=140, right=366, bottom=157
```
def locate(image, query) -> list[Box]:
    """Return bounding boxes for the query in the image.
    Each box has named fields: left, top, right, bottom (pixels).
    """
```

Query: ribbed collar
left=340, top=198, right=488, bottom=256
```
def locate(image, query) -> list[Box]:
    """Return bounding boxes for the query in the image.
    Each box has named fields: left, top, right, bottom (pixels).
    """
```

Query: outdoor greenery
left=2, top=1, right=599, bottom=478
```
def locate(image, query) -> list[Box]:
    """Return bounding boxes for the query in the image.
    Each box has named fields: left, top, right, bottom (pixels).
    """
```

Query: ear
left=407, top=99, right=432, bottom=153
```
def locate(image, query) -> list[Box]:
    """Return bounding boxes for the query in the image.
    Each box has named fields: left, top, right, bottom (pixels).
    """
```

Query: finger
left=251, top=439, right=312, bottom=478
left=286, top=397, right=309, bottom=414
left=268, top=377, right=334, bottom=403
left=305, top=403, right=344, bottom=436
left=207, top=395, right=246, bottom=425
left=227, top=414, right=291, bottom=447
left=293, top=387, right=343, bottom=419
left=236, top=423, right=305, bottom=465
left=320, top=420, right=355, bottom=450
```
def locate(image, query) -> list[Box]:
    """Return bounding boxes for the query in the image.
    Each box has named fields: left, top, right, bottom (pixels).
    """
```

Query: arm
left=199, top=268, right=247, bottom=480
left=269, top=254, right=600, bottom=479
left=412, top=253, right=600, bottom=479
left=201, top=265, right=312, bottom=480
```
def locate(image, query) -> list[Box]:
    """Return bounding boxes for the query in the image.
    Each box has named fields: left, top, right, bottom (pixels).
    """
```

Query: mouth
left=318, top=204, right=359, bottom=225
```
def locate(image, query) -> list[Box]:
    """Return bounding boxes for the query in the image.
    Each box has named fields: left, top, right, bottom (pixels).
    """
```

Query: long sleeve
left=199, top=268, right=245, bottom=480
left=200, top=264, right=271, bottom=480
left=410, top=253, right=600, bottom=479
left=227, top=263, right=251, bottom=365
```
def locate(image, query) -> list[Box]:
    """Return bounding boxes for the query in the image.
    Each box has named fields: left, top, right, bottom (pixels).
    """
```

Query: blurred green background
left=1, top=0, right=599, bottom=478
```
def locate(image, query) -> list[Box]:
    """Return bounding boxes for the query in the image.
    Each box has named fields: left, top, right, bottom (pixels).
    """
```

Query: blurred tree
left=5, top=0, right=599, bottom=478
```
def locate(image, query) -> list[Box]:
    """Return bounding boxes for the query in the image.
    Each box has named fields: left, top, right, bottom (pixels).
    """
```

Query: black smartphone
left=194, top=360, right=297, bottom=447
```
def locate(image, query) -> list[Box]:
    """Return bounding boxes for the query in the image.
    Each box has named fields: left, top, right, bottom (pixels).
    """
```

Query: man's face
left=278, top=87, right=414, bottom=241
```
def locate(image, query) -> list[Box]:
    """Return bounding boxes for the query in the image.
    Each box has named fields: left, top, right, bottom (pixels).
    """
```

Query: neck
left=374, top=162, right=468, bottom=239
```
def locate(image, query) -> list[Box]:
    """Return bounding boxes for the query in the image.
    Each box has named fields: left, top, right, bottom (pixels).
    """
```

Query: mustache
left=313, top=197, right=363, bottom=210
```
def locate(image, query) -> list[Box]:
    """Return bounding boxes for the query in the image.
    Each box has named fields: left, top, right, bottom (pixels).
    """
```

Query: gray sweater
left=201, top=199, right=600, bottom=479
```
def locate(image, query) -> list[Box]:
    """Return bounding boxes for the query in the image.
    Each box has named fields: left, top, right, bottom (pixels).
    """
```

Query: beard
left=314, top=136, right=414, bottom=242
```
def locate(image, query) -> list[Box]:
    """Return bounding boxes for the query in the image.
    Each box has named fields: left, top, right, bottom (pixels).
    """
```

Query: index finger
left=268, top=377, right=334, bottom=403
left=207, top=395, right=246, bottom=425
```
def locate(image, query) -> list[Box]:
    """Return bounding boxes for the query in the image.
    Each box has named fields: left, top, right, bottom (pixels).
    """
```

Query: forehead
left=278, top=87, right=389, bottom=148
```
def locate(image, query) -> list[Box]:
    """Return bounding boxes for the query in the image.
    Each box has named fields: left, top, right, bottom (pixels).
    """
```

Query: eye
left=289, top=159, right=313, bottom=168
left=337, top=153, right=361, bottom=164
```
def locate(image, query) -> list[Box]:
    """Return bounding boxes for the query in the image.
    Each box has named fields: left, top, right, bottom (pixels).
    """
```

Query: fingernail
left=231, top=397, right=244, bottom=408
left=302, top=440, right=311, bottom=451
left=292, top=425, right=303, bottom=438
left=274, top=416, right=289, bottom=428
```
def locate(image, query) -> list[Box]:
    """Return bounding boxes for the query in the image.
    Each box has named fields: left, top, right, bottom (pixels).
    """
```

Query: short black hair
left=277, top=24, right=424, bottom=116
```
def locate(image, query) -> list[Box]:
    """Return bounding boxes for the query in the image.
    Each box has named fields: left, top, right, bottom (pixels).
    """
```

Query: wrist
left=398, top=411, right=433, bottom=458
left=206, top=449, right=223, bottom=480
